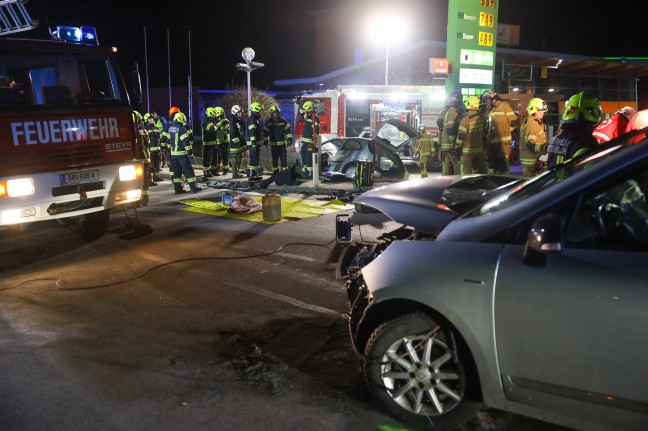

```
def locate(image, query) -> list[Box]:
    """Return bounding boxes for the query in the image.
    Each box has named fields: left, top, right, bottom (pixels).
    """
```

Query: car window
left=338, top=139, right=363, bottom=151
left=476, top=142, right=632, bottom=216
left=565, top=170, right=648, bottom=251
left=376, top=122, right=415, bottom=147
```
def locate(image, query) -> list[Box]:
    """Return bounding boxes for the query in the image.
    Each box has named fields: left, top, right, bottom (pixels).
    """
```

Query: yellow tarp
left=180, top=196, right=352, bottom=224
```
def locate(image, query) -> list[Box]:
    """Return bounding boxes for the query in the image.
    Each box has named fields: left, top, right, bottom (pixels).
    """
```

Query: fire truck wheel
left=79, top=209, right=110, bottom=241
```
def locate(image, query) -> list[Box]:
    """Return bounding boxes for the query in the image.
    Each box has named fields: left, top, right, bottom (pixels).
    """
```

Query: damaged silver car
left=337, top=129, right=648, bottom=430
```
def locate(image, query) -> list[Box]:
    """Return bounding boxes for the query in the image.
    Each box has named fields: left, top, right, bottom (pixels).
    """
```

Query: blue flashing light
left=54, top=25, right=99, bottom=46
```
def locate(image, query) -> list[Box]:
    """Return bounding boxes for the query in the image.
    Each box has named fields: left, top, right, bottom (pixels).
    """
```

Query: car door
left=493, top=170, right=648, bottom=426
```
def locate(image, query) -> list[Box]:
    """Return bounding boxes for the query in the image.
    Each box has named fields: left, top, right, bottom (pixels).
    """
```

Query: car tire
left=363, top=312, right=479, bottom=429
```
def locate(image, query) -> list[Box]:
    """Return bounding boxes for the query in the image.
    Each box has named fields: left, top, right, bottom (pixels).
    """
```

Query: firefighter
left=132, top=110, right=152, bottom=205
left=455, top=96, right=488, bottom=175
left=144, top=113, right=163, bottom=182
left=151, top=111, right=168, bottom=168
left=229, top=105, right=247, bottom=179
left=547, top=92, right=601, bottom=168
left=161, top=112, right=202, bottom=194
left=201, top=106, right=218, bottom=180
left=417, top=124, right=434, bottom=178
left=214, top=106, right=230, bottom=175
left=481, top=89, right=519, bottom=174
left=520, top=98, right=549, bottom=179
left=246, top=101, right=263, bottom=180
left=300, top=100, right=320, bottom=179
left=440, top=90, right=463, bottom=175
left=263, top=105, right=294, bottom=173
left=593, top=106, right=635, bottom=143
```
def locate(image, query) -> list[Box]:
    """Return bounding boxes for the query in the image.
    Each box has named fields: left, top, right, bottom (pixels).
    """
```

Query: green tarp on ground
left=180, top=196, right=352, bottom=224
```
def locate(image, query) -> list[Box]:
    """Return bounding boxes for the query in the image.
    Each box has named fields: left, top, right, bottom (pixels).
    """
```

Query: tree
left=218, top=83, right=278, bottom=121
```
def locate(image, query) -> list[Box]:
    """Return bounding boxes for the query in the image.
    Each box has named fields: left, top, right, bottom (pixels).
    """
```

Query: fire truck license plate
left=60, top=170, right=100, bottom=185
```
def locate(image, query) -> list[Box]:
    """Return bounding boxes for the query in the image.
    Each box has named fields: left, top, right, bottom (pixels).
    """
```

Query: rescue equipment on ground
left=355, top=160, right=374, bottom=187
left=262, top=191, right=282, bottom=221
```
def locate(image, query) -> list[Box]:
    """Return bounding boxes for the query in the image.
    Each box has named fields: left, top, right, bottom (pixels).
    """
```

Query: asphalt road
left=0, top=178, right=569, bottom=431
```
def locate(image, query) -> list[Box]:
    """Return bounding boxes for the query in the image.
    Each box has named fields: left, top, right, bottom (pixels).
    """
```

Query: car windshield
left=473, top=132, right=645, bottom=215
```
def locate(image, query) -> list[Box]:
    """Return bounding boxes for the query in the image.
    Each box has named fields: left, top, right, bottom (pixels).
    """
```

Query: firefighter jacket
left=263, top=116, right=293, bottom=146
left=592, top=113, right=629, bottom=143
left=201, top=116, right=218, bottom=145
left=229, top=114, right=247, bottom=154
left=144, top=122, right=161, bottom=153
left=456, top=110, right=488, bottom=155
left=215, top=116, right=230, bottom=145
left=418, top=131, right=435, bottom=156
left=519, top=115, right=547, bottom=167
left=436, top=105, right=450, bottom=132
left=161, top=119, right=193, bottom=157
left=301, top=113, right=320, bottom=146
left=133, top=122, right=150, bottom=162
left=440, top=107, right=462, bottom=152
left=546, top=123, right=598, bottom=168
left=487, top=100, right=518, bottom=149
left=246, top=111, right=261, bottom=149
left=154, top=117, right=167, bottom=133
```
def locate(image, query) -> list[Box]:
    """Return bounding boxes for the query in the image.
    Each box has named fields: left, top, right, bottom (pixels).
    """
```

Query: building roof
left=274, top=40, right=648, bottom=89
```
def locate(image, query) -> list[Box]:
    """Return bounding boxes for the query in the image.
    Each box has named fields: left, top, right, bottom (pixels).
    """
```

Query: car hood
left=351, top=175, right=519, bottom=234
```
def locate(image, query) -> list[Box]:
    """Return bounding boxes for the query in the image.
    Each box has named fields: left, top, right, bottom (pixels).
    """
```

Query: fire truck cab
left=0, top=27, right=144, bottom=240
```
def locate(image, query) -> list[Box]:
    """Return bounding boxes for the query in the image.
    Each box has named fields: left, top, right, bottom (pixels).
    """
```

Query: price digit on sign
left=479, top=12, right=494, bottom=28
left=481, top=0, right=496, bottom=8
left=478, top=31, right=493, bottom=47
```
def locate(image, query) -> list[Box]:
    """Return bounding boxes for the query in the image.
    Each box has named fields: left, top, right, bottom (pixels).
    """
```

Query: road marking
left=273, top=252, right=316, bottom=262
left=233, top=283, right=346, bottom=319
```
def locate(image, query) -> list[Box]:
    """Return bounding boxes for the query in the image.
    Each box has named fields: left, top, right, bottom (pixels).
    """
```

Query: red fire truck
left=0, top=27, right=144, bottom=240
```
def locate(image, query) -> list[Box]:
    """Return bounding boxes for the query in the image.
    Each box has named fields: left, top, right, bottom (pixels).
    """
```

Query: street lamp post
left=237, top=47, right=264, bottom=113
left=384, top=40, right=389, bottom=86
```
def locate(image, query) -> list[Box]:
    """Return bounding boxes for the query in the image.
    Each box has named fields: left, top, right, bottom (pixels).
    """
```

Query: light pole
left=384, top=40, right=389, bottom=86
left=368, top=13, right=408, bottom=87
left=237, top=47, right=264, bottom=113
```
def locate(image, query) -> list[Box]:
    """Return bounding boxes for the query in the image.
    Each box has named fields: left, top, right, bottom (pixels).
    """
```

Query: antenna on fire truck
left=0, top=0, right=38, bottom=36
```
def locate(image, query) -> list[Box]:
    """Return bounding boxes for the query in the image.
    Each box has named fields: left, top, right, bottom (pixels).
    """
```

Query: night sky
left=24, top=0, right=648, bottom=90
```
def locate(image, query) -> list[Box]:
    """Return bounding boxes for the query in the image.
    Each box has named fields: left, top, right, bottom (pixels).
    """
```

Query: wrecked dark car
left=324, top=119, right=440, bottom=181
left=336, top=129, right=648, bottom=431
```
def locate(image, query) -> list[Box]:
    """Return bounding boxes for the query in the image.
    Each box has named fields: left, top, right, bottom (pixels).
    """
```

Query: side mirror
left=523, top=213, right=563, bottom=267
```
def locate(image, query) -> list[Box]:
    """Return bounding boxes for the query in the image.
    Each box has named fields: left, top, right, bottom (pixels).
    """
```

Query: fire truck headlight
left=119, top=164, right=142, bottom=182
left=0, top=178, right=35, bottom=198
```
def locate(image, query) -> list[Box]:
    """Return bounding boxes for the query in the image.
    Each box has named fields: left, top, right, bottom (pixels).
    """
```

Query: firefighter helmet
left=250, top=101, right=263, bottom=113
left=269, top=105, right=280, bottom=114
left=464, top=96, right=480, bottom=110
left=527, top=98, right=548, bottom=115
left=480, top=89, right=497, bottom=103
left=169, top=106, right=180, bottom=118
left=302, top=101, right=315, bottom=112
left=214, top=106, right=225, bottom=117
left=448, top=90, right=463, bottom=108
left=418, top=124, right=426, bottom=131
left=231, top=105, right=242, bottom=115
left=562, top=92, right=601, bottom=124
left=143, top=112, right=152, bottom=121
left=616, top=106, right=636, bottom=120
left=205, top=107, right=216, bottom=118
left=174, top=112, right=187, bottom=124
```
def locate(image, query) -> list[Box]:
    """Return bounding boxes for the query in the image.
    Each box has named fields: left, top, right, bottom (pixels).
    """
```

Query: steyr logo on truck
left=11, top=117, right=120, bottom=146
left=105, top=142, right=132, bottom=152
